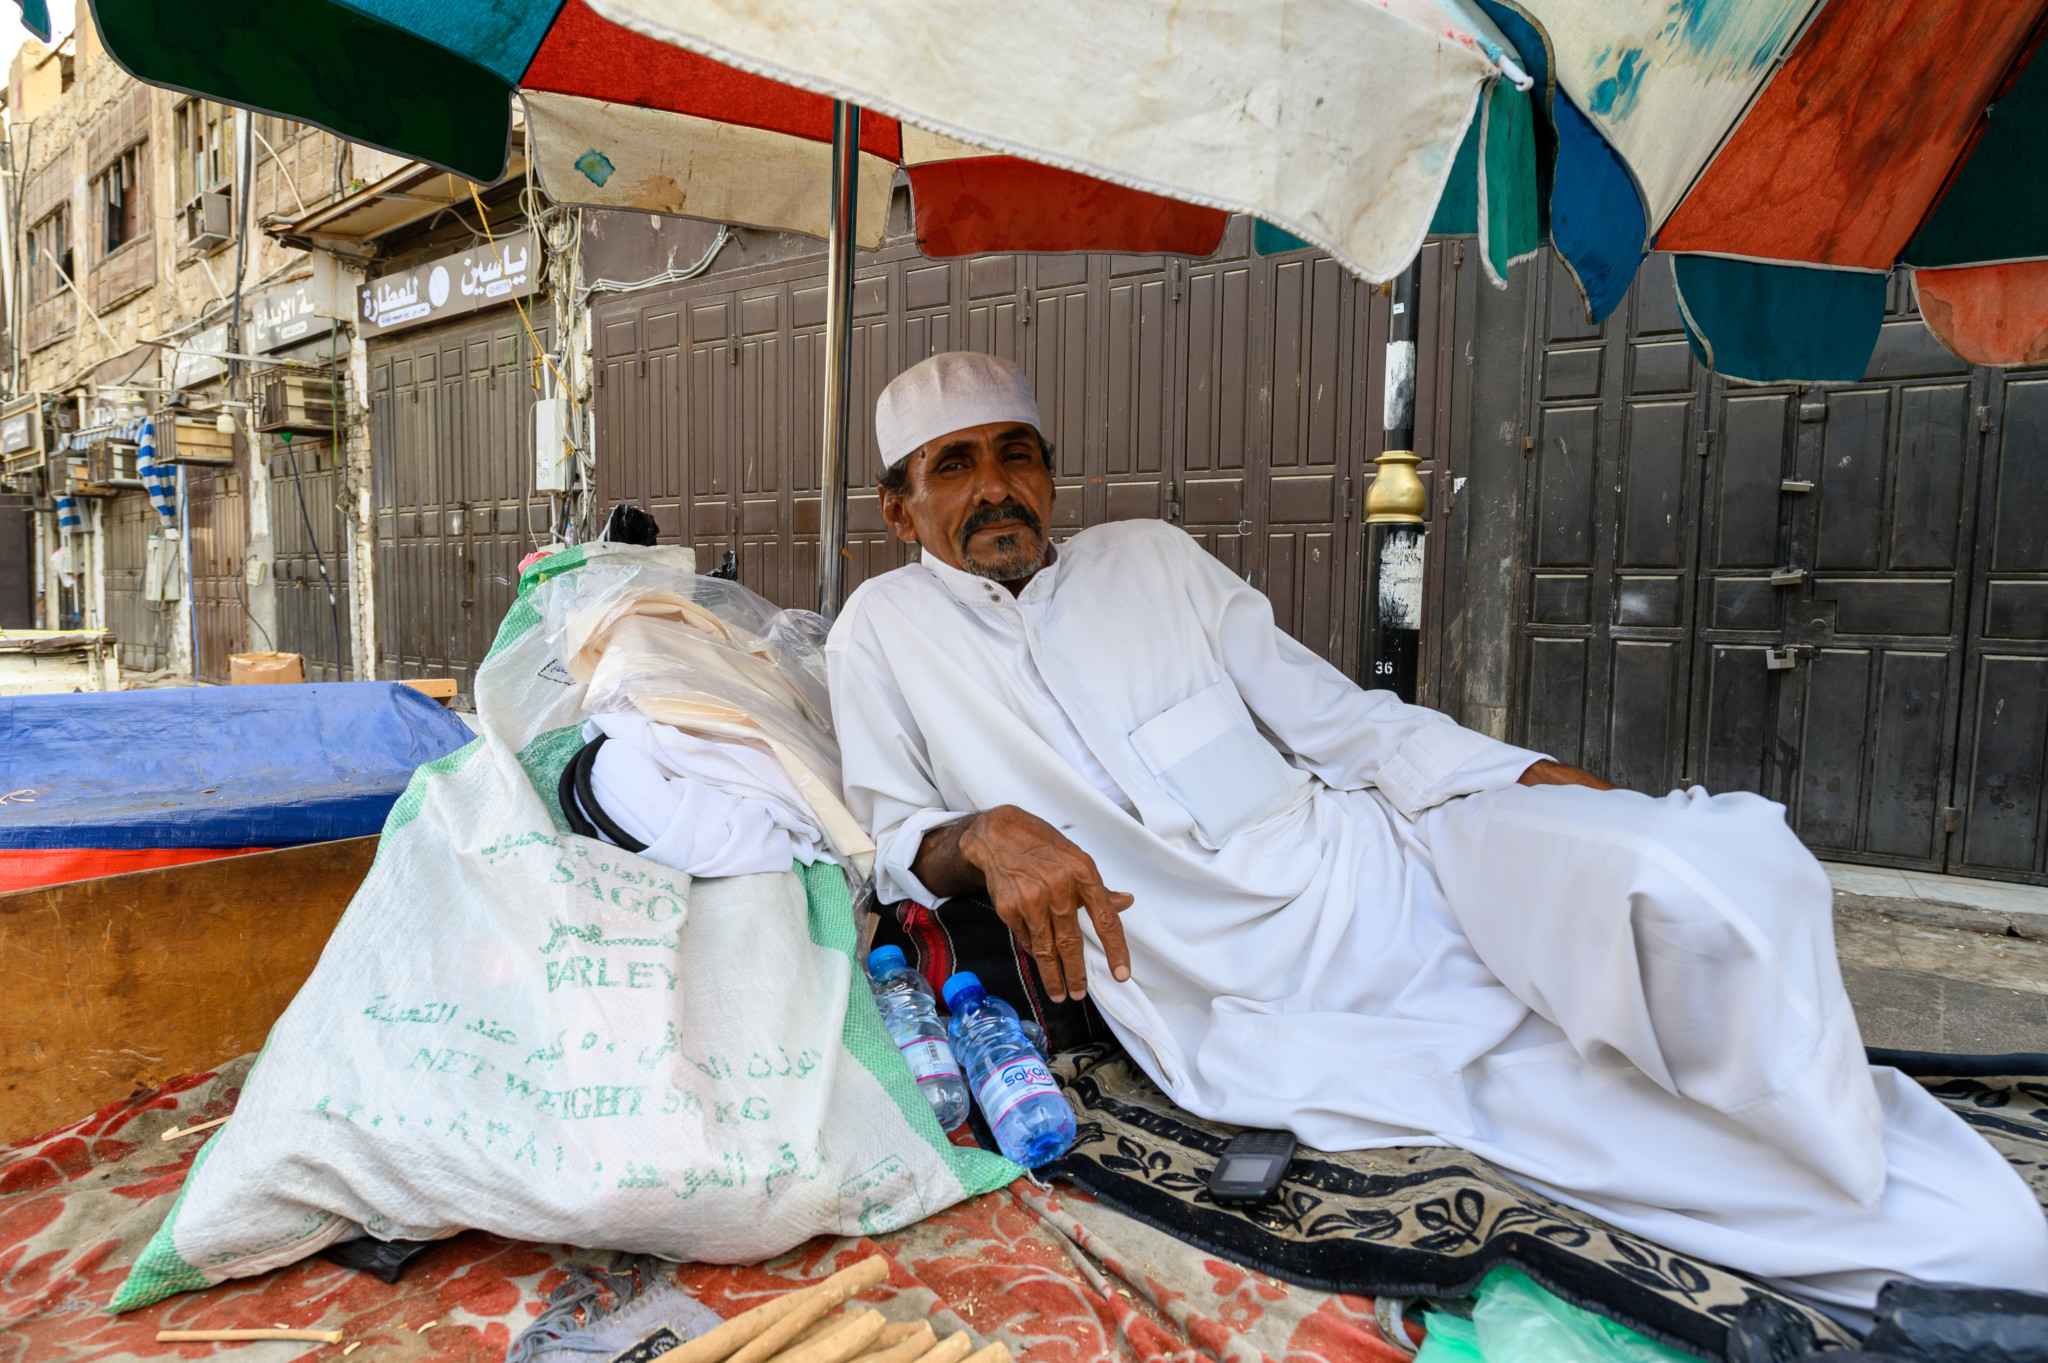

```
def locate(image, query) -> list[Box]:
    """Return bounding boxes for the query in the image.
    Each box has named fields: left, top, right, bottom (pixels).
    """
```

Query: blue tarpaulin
left=0, top=682, right=476, bottom=850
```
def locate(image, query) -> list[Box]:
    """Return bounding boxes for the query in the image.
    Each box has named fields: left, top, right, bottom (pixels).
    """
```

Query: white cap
left=875, top=351, right=1041, bottom=471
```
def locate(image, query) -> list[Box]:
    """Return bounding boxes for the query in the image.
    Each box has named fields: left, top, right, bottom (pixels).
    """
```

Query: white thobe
left=583, top=713, right=827, bottom=876
left=825, top=520, right=2047, bottom=1308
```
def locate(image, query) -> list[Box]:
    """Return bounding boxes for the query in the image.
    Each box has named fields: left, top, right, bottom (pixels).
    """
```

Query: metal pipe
left=178, top=462, right=195, bottom=675
left=816, top=101, right=861, bottom=619
left=1364, top=261, right=1426, bottom=703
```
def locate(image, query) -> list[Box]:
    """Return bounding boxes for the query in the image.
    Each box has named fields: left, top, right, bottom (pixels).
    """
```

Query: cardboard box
left=230, top=651, right=306, bottom=685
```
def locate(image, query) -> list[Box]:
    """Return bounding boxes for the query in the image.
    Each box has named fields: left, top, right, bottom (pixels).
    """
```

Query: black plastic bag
left=1862, top=1281, right=2048, bottom=1363
left=1724, top=1295, right=1821, bottom=1363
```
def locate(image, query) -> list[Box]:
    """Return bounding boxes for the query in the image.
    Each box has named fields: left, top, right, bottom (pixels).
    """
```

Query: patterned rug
left=1046, top=1045, right=2048, bottom=1361
left=0, top=1056, right=1418, bottom=1363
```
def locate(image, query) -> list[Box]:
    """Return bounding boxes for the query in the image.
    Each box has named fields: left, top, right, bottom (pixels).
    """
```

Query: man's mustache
left=957, top=500, right=1044, bottom=554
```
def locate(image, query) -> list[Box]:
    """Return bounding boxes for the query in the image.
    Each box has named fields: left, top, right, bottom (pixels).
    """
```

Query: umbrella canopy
left=85, top=0, right=1540, bottom=273
left=598, top=0, right=2048, bottom=383
left=84, top=0, right=2046, bottom=383
left=1509, top=0, right=2048, bottom=378
left=88, top=0, right=1262, bottom=261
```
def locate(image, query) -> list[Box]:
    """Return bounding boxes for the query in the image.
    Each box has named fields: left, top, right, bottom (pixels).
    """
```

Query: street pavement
left=1829, top=863, right=2048, bottom=1055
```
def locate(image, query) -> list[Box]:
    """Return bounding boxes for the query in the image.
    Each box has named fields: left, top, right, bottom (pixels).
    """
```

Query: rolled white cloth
left=874, top=351, right=1041, bottom=470
left=583, top=712, right=826, bottom=876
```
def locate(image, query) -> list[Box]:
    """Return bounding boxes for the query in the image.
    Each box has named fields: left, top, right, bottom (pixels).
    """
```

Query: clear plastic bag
left=543, top=553, right=872, bottom=876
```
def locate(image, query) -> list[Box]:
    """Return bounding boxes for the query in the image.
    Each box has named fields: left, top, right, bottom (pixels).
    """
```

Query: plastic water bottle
left=867, top=947, right=970, bottom=1129
left=942, top=971, right=1076, bottom=1167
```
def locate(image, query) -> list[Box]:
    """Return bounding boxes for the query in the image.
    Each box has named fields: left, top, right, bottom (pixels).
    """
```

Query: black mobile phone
left=1207, top=1128, right=1297, bottom=1206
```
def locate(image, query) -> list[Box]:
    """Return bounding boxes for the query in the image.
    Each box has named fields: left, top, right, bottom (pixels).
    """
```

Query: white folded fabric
left=583, top=712, right=826, bottom=876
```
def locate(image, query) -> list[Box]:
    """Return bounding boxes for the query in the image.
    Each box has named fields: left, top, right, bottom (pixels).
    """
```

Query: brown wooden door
left=1508, top=251, right=2039, bottom=879
left=187, top=460, right=248, bottom=685
left=370, top=310, right=552, bottom=701
left=0, top=493, right=32, bottom=629
left=103, top=489, right=171, bottom=671
left=590, top=216, right=1450, bottom=682
left=270, top=436, right=353, bottom=682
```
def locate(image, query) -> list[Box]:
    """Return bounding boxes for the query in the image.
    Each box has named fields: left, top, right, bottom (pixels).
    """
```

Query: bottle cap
left=867, top=945, right=908, bottom=976
left=940, top=971, right=984, bottom=1012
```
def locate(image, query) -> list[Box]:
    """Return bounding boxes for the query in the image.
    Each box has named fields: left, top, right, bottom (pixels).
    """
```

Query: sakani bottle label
left=972, top=1055, right=1059, bottom=1127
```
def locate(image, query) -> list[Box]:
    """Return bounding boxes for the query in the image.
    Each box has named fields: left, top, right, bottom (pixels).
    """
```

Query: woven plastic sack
left=112, top=542, right=1019, bottom=1312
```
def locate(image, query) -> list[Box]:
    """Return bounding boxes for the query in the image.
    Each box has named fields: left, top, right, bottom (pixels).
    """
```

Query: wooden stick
left=156, top=1328, right=343, bottom=1344
left=796, top=1309, right=927, bottom=1351
left=792, top=1310, right=851, bottom=1348
left=669, top=1255, right=889, bottom=1363
left=874, top=1322, right=930, bottom=1348
left=160, top=1116, right=229, bottom=1142
left=957, top=1346, right=1011, bottom=1363
left=905, top=1334, right=975, bottom=1363
left=762, top=1310, right=884, bottom=1363
left=845, top=1322, right=936, bottom=1363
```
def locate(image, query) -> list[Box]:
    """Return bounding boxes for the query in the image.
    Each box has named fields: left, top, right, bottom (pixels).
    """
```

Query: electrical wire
left=579, top=225, right=730, bottom=305
left=233, top=552, right=275, bottom=650
left=520, top=183, right=590, bottom=541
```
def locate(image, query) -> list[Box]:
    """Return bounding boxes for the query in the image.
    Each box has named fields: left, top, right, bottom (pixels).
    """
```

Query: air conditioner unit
left=165, top=412, right=236, bottom=466
left=0, top=393, right=46, bottom=478
left=66, top=455, right=115, bottom=498
left=82, top=439, right=137, bottom=486
left=190, top=188, right=232, bottom=250
left=257, top=371, right=343, bottom=435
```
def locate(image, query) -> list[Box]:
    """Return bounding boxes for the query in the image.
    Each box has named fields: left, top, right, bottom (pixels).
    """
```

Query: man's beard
left=957, top=500, right=1047, bottom=583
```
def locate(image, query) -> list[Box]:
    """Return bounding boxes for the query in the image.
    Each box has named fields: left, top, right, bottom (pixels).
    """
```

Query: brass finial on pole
left=1364, top=263, right=1426, bottom=701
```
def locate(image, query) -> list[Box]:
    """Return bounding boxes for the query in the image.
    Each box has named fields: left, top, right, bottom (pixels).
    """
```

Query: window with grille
left=27, top=205, right=70, bottom=302
left=173, top=99, right=234, bottom=244
left=95, top=147, right=144, bottom=256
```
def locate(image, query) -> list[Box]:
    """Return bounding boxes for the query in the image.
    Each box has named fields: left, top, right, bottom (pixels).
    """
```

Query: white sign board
left=358, top=231, right=539, bottom=338
left=172, top=323, right=229, bottom=389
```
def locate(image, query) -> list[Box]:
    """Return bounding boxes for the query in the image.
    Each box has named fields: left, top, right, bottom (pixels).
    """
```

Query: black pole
left=816, top=102, right=860, bottom=619
left=1364, top=262, right=1426, bottom=703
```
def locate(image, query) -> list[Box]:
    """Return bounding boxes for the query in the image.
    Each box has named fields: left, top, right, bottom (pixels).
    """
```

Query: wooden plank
left=399, top=677, right=458, bottom=702
left=0, top=836, right=376, bottom=1143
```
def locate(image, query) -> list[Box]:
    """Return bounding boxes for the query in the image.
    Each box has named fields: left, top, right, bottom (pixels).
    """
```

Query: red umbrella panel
left=520, top=0, right=1228, bottom=259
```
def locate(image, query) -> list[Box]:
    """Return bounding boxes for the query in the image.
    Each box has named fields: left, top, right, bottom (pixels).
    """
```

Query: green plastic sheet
left=1415, top=1268, right=1694, bottom=1363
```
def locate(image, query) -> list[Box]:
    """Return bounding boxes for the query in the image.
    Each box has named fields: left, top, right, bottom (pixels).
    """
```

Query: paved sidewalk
left=1825, top=862, right=2048, bottom=1055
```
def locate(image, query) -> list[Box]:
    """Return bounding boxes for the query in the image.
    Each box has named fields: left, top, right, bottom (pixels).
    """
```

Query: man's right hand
left=910, top=805, right=1133, bottom=1003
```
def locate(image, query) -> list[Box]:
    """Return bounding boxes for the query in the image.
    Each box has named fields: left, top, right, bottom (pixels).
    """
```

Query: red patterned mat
left=1, top=1058, right=1414, bottom=1363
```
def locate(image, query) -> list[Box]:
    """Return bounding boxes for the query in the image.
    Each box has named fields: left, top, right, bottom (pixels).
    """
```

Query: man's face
left=879, top=421, right=1055, bottom=584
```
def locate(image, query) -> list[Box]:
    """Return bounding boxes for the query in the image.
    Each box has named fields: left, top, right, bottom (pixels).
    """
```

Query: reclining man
left=824, top=351, right=2048, bottom=1312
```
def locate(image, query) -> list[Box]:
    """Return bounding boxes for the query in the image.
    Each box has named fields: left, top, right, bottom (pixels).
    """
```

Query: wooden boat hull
left=0, top=836, right=376, bottom=1143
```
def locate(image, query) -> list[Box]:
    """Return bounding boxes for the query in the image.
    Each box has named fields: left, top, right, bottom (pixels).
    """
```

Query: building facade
left=0, top=14, right=380, bottom=682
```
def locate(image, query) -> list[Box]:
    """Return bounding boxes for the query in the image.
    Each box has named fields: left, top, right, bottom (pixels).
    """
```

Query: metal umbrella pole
left=816, top=101, right=861, bottom=619
left=1363, top=261, right=1427, bottom=702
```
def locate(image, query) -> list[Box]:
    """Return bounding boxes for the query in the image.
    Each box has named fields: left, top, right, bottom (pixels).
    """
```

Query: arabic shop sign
left=252, top=279, right=344, bottom=353
left=172, top=322, right=228, bottom=389
left=359, top=231, right=539, bottom=338
left=2, top=407, right=36, bottom=454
